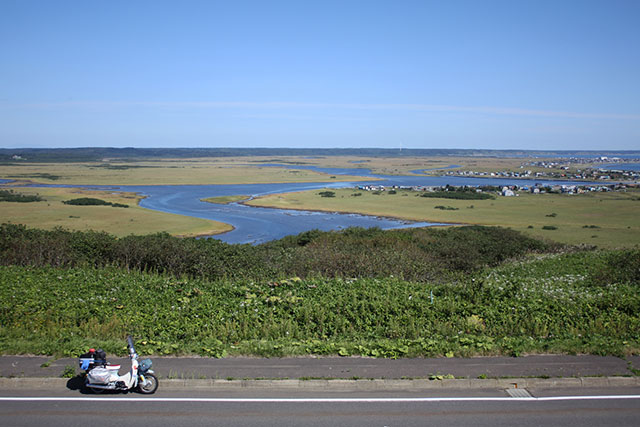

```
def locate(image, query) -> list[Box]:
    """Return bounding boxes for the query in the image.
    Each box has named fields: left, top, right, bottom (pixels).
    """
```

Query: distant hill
left=1, top=147, right=639, bottom=162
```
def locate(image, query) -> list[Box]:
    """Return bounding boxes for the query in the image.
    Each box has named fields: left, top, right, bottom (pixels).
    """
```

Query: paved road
left=1, top=387, right=639, bottom=427
left=2, top=354, right=639, bottom=379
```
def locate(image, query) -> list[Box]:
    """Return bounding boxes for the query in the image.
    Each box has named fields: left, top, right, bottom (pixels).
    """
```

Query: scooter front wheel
left=138, top=373, right=158, bottom=394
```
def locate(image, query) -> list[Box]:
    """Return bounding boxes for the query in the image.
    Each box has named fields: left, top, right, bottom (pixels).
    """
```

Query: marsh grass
left=0, top=159, right=369, bottom=186
left=247, top=187, right=640, bottom=248
left=0, top=187, right=230, bottom=237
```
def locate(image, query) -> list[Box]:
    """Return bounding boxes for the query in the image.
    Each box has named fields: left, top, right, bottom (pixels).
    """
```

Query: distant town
left=357, top=182, right=632, bottom=197
left=441, top=157, right=640, bottom=181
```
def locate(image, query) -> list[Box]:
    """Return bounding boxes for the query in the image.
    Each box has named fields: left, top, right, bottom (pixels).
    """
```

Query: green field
left=0, top=187, right=230, bottom=237
left=246, top=187, right=640, bottom=248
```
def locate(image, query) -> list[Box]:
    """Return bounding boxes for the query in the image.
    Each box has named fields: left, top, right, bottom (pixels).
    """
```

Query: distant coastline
left=2, top=147, right=640, bottom=163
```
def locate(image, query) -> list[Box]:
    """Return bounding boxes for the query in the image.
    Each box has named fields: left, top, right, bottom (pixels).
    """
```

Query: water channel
left=93, top=165, right=607, bottom=244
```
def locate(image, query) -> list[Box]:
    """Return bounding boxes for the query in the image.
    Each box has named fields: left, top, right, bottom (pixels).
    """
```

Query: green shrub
left=0, top=190, right=44, bottom=203
left=318, top=191, right=335, bottom=198
left=62, top=198, right=128, bottom=208
left=0, top=223, right=552, bottom=283
left=590, top=248, right=640, bottom=286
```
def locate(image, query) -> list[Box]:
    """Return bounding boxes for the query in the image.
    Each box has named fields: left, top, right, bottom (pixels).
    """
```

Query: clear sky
left=1, top=0, right=639, bottom=150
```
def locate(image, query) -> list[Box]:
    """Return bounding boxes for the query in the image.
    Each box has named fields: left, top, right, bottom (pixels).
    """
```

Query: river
left=4, top=166, right=616, bottom=244
left=109, top=165, right=608, bottom=244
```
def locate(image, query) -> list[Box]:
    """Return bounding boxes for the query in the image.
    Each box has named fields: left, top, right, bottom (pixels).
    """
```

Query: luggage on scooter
left=87, top=367, right=113, bottom=384
left=94, top=349, right=107, bottom=365
left=78, top=348, right=107, bottom=371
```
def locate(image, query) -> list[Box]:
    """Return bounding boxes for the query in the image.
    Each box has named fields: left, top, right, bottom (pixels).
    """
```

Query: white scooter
left=79, top=336, right=158, bottom=394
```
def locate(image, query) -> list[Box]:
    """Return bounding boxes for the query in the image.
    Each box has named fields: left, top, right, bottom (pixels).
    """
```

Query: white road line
left=0, top=396, right=639, bottom=403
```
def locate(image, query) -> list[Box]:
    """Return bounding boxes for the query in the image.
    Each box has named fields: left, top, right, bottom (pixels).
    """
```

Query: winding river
left=98, top=165, right=607, bottom=244
left=6, top=165, right=617, bottom=244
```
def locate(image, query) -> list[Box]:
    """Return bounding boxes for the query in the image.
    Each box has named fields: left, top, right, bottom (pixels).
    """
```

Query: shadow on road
left=66, top=375, right=93, bottom=394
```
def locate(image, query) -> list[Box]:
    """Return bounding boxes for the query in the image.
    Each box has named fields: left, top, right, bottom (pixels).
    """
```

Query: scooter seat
left=105, top=364, right=120, bottom=370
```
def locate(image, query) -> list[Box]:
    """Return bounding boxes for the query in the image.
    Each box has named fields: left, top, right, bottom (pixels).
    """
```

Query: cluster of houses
left=444, top=168, right=639, bottom=181
left=355, top=183, right=632, bottom=197
left=443, top=157, right=640, bottom=182
left=498, top=183, right=629, bottom=196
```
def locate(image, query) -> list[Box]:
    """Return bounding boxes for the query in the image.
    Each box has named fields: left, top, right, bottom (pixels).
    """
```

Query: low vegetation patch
left=62, top=197, right=128, bottom=208
left=201, top=195, right=250, bottom=205
left=318, top=191, right=336, bottom=197
left=0, top=189, right=44, bottom=203
left=7, top=173, right=61, bottom=181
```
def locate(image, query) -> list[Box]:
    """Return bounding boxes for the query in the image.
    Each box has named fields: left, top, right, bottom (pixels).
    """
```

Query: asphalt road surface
left=1, top=387, right=639, bottom=427
left=3, top=354, right=639, bottom=379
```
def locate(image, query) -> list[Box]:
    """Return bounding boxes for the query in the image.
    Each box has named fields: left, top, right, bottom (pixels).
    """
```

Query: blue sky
left=1, top=0, right=639, bottom=150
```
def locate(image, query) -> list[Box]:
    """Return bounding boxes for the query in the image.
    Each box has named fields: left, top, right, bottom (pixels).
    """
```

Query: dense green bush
left=0, top=189, right=43, bottom=202
left=589, top=248, right=640, bottom=286
left=0, top=223, right=552, bottom=283
left=62, top=198, right=128, bottom=208
left=318, top=191, right=335, bottom=197
left=266, top=226, right=552, bottom=282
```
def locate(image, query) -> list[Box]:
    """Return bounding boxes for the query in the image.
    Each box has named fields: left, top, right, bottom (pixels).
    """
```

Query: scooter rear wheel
left=138, top=373, right=158, bottom=394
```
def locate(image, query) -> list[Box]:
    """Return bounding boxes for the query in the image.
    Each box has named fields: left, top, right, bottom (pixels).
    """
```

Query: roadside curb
left=1, top=377, right=639, bottom=391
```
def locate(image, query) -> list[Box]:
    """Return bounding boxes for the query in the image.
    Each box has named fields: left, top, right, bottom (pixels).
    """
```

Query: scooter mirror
left=127, top=335, right=136, bottom=354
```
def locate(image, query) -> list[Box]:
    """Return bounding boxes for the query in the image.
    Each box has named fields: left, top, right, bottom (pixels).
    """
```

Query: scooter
left=79, top=336, right=158, bottom=394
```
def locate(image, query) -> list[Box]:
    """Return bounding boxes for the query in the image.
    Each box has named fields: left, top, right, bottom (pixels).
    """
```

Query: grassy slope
left=246, top=188, right=640, bottom=248
left=1, top=249, right=638, bottom=357
left=0, top=187, right=231, bottom=237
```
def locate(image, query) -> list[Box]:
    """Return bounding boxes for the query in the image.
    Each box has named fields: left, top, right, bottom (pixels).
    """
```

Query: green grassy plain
left=0, top=187, right=230, bottom=237
left=246, top=188, right=640, bottom=248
